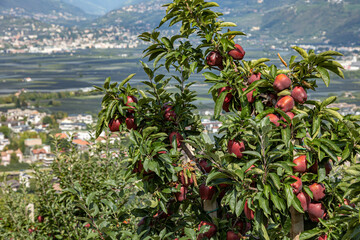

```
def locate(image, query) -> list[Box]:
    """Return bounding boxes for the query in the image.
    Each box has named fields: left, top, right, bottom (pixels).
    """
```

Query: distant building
left=30, top=146, right=55, bottom=166
left=72, top=139, right=90, bottom=151
left=1, top=149, right=23, bottom=166
left=24, top=138, right=42, bottom=147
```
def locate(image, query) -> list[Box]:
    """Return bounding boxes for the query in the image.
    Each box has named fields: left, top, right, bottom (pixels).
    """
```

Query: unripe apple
left=318, top=234, right=327, bottom=240
left=280, top=112, right=295, bottom=127
left=227, top=231, right=240, bottom=240
left=291, top=86, right=307, bottom=104
left=37, top=215, right=44, bottom=223
left=108, top=118, right=121, bottom=132
left=293, top=155, right=307, bottom=173
left=218, top=87, right=233, bottom=112
left=276, top=96, right=295, bottom=112
left=169, top=132, right=183, bottom=148
left=244, top=200, right=254, bottom=220
left=309, top=183, right=326, bottom=201
left=273, top=74, right=291, bottom=91
left=297, top=192, right=310, bottom=212
left=175, top=184, right=187, bottom=202
left=228, top=44, right=245, bottom=60
left=125, top=116, right=137, bottom=130
left=290, top=176, right=302, bottom=194
left=179, top=169, right=194, bottom=187
left=248, top=72, right=261, bottom=84
left=199, top=183, right=215, bottom=200
left=206, top=51, right=223, bottom=67
left=266, top=114, right=280, bottom=127
left=228, top=140, right=245, bottom=158
left=242, top=87, right=255, bottom=103
left=198, top=221, right=217, bottom=239
left=199, top=159, right=212, bottom=173
left=308, top=202, right=326, bottom=222
left=125, top=95, right=138, bottom=113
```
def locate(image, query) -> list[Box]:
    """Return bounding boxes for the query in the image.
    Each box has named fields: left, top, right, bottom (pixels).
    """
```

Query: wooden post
left=26, top=203, right=35, bottom=223
left=290, top=206, right=304, bottom=240
left=203, top=199, right=217, bottom=219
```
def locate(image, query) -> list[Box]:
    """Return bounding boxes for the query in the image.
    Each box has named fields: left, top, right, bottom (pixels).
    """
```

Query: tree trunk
left=290, top=206, right=304, bottom=240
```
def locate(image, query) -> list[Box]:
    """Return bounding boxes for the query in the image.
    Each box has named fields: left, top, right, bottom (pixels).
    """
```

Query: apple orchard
left=1, top=1, right=360, bottom=240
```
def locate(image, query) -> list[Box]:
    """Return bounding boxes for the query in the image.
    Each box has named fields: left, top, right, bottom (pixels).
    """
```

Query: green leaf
left=320, top=96, right=337, bottom=108
left=203, top=2, right=220, bottom=8
left=223, top=31, right=246, bottom=37
left=203, top=72, right=220, bottom=81
left=104, top=77, right=111, bottom=89
left=316, top=66, right=330, bottom=87
left=324, top=108, right=343, bottom=121
left=241, top=151, right=261, bottom=159
left=214, top=90, right=227, bottom=119
left=292, top=46, right=308, bottom=59
left=269, top=173, right=281, bottom=190
left=318, top=50, right=343, bottom=57
left=206, top=172, right=230, bottom=185
left=220, top=22, right=237, bottom=27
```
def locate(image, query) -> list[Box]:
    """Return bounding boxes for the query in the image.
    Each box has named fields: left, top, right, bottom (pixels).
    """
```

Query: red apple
left=290, top=176, right=302, bottom=194
left=242, top=87, right=255, bottom=103
left=291, top=86, right=307, bottom=104
left=125, top=116, right=137, bottom=130
left=293, top=155, right=307, bottom=173
left=37, top=215, right=44, bottom=223
left=309, top=160, right=318, bottom=173
left=227, top=231, right=240, bottom=240
left=175, top=184, right=187, bottom=202
left=244, top=200, right=254, bottom=220
left=218, top=87, right=233, bottom=112
left=84, top=223, right=91, bottom=228
left=199, top=159, right=212, bottom=173
left=248, top=72, right=261, bottom=84
left=318, top=234, right=327, bottom=240
left=273, top=74, right=291, bottom=91
left=28, top=228, right=34, bottom=233
left=325, top=160, right=332, bottom=175
left=228, top=44, right=245, bottom=60
left=344, top=198, right=356, bottom=208
left=308, top=202, right=326, bottom=222
left=198, top=221, right=217, bottom=239
left=125, top=95, right=138, bottom=113
left=280, top=112, right=295, bottom=127
left=309, top=183, right=326, bottom=201
left=266, top=114, right=280, bottom=127
left=276, top=96, right=295, bottom=112
left=199, top=183, right=215, bottom=200
left=228, top=140, right=245, bottom=158
left=164, top=108, right=176, bottom=121
left=207, top=51, right=223, bottom=67
left=169, top=132, right=183, bottom=148
left=297, top=192, right=310, bottom=212
left=108, top=118, right=121, bottom=132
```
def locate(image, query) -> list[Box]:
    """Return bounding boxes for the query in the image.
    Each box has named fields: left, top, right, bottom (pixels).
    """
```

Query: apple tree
left=93, top=1, right=360, bottom=239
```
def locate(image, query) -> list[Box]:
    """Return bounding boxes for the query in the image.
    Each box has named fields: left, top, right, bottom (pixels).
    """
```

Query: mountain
left=62, top=0, right=144, bottom=15
left=89, top=0, right=359, bottom=45
left=0, top=0, right=91, bottom=24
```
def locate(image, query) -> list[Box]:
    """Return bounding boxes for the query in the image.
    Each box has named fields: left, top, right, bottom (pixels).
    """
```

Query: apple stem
left=290, top=206, right=304, bottom=240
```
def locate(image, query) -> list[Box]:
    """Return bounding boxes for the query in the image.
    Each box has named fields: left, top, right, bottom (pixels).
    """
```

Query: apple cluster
left=108, top=95, right=138, bottom=132
left=291, top=155, right=330, bottom=223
